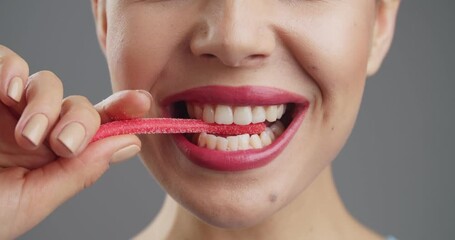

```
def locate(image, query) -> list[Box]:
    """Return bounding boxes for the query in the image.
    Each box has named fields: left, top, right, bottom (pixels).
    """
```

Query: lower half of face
left=106, top=0, right=375, bottom=228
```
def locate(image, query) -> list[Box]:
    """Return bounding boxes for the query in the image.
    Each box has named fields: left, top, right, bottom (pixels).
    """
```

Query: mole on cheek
left=269, top=194, right=278, bottom=203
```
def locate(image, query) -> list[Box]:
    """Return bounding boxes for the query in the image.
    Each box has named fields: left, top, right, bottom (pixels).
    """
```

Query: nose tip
left=190, top=10, right=275, bottom=67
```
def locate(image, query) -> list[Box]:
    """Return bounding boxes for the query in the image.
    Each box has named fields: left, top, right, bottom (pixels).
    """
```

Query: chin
left=177, top=190, right=282, bottom=229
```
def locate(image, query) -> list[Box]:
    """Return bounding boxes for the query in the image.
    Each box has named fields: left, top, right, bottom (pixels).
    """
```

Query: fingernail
left=7, top=77, right=24, bottom=102
left=58, top=122, right=86, bottom=153
left=22, top=113, right=49, bottom=146
left=136, top=90, right=153, bottom=101
left=111, top=145, right=140, bottom=163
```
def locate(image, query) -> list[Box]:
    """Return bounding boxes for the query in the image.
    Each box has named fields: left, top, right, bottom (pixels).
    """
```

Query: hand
left=0, top=45, right=152, bottom=239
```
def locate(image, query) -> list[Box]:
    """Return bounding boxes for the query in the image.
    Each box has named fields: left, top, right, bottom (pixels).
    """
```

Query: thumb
left=95, top=90, right=153, bottom=123
left=21, top=135, right=141, bottom=229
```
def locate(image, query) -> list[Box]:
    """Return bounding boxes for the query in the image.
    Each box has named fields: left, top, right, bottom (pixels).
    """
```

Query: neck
left=135, top=165, right=380, bottom=240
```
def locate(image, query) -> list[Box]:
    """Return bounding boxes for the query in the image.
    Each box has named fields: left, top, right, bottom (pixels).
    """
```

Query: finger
left=95, top=90, right=152, bottom=123
left=14, top=71, right=63, bottom=149
left=0, top=45, right=29, bottom=110
left=20, top=135, right=141, bottom=226
left=49, top=95, right=101, bottom=158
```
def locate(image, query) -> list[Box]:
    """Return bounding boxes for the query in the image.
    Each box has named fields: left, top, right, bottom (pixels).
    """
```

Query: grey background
left=0, top=1, right=453, bottom=239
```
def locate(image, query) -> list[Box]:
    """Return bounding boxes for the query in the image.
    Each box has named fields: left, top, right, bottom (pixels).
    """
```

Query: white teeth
left=195, top=121, right=285, bottom=151
left=194, top=104, right=203, bottom=119
left=277, top=104, right=285, bottom=119
left=188, top=103, right=287, bottom=125
left=238, top=134, right=250, bottom=150
left=266, top=105, right=278, bottom=122
left=233, top=106, right=253, bottom=125
left=198, top=132, right=207, bottom=147
left=188, top=102, right=289, bottom=151
left=216, top=136, right=229, bottom=151
left=215, top=105, right=234, bottom=124
left=252, top=106, right=266, bottom=124
left=227, top=136, right=239, bottom=151
left=203, top=104, right=215, bottom=123
left=265, top=128, right=275, bottom=141
left=206, top=134, right=217, bottom=149
left=250, top=134, right=262, bottom=149
left=260, top=131, right=272, bottom=147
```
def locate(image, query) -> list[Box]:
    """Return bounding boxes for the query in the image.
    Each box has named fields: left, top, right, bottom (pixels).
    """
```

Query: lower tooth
left=216, top=137, right=228, bottom=151
left=265, top=128, right=276, bottom=141
left=270, top=121, right=285, bottom=137
left=227, top=136, right=239, bottom=151
left=260, top=131, right=272, bottom=146
left=198, top=132, right=207, bottom=147
left=238, top=134, right=250, bottom=150
left=194, top=120, right=285, bottom=151
left=206, top=134, right=217, bottom=149
left=250, top=134, right=263, bottom=149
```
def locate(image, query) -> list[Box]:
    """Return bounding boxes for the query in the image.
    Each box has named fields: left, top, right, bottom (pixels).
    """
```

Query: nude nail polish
left=111, top=145, right=140, bottom=163
left=58, top=122, right=86, bottom=153
left=135, top=90, right=153, bottom=101
left=7, top=77, right=24, bottom=102
left=22, top=114, right=49, bottom=146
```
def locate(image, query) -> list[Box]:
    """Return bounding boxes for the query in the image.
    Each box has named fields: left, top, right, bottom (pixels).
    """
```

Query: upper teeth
left=187, top=103, right=286, bottom=125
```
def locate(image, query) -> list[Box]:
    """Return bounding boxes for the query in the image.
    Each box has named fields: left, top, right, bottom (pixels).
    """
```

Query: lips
left=161, top=86, right=309, bottom=171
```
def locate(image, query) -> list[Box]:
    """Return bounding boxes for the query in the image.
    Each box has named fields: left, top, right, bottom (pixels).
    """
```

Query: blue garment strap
left=386, top=236, right=398, bottom=240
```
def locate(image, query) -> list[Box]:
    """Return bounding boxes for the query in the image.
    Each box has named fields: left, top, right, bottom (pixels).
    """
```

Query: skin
left=0, top=0, right=399, bottom=239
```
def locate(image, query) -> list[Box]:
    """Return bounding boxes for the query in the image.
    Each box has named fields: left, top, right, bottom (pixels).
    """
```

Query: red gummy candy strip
left=91, top=118, right=266, bottom=142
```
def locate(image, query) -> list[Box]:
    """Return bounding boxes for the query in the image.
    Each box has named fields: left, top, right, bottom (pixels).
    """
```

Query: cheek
left=275, top=4, right=376, bottom=182
left=281, top=4, right=375, bottom=133
left=285, top=10, right=374, bottom=100
left=105, top=5, right=194, bottom=92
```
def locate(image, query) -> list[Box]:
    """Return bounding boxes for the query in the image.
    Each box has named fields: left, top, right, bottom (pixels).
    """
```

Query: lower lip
left=173, top=105, right=308, bottom=172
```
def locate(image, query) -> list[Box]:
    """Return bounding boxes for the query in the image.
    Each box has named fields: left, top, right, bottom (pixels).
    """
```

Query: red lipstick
left=162, top=86, right=309, bottom=172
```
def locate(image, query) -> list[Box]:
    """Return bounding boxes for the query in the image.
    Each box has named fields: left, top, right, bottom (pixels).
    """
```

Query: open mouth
left=171, top=102, right=294, bottom=151
left=161, top=85, right=309, bottom=171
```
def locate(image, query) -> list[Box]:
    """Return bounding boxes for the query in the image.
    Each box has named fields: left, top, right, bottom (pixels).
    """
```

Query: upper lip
left=160, top=85, right=309, bottom=108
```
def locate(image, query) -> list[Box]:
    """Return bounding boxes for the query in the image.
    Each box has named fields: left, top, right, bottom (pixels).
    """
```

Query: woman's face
left=98, top=0, right=392, bottom=228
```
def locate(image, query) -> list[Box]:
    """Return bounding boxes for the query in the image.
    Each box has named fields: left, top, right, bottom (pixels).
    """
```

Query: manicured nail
left=58, top=122, right=86, bottom=153
left=111, top=145, right=140, bottom=163
left=22, top=114, right=49, bottom=146
left=136, top=90, right=153, bottom=101
left=7, top=77, right=24, bottom=102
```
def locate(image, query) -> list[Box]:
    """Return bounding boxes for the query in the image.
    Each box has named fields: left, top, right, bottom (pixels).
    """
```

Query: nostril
left=198, top=52, right=267, bottom=67
left=201, top=53, right=217, bottom=59
left=248, top=54, right=266, bottom=60
left=241, top=54, right=267, bottom=66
